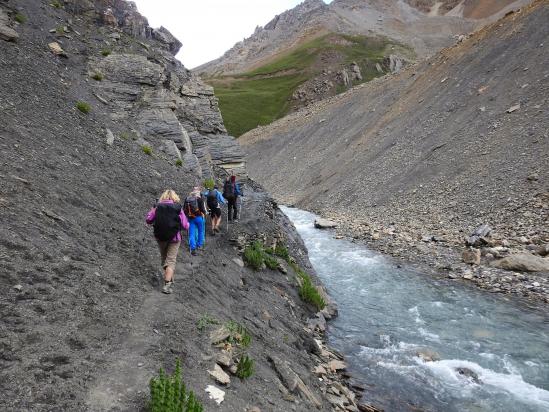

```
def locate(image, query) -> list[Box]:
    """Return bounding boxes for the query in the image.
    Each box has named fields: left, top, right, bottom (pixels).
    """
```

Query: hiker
left=223, top=174, right=243, bottom=222
left=183, top=187, right=206, bottom=256
left=145, top=189, right=189, bottom=294
left=204, top=185, right=226, bottom=235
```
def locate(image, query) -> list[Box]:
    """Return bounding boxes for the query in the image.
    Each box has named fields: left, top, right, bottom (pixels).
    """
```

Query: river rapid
left=281, top=206, right=549, bottom=412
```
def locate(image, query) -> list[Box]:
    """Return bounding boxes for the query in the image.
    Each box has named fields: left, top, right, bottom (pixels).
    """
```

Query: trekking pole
left=238, top=197, right=243, bottom=221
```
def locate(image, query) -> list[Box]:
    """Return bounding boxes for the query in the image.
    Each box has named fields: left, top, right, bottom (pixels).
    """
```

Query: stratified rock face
left=81, top=1, right=244, bottom=176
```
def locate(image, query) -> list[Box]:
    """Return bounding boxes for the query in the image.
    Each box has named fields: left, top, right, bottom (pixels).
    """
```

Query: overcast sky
left=133, top=0, right=331, bottom=69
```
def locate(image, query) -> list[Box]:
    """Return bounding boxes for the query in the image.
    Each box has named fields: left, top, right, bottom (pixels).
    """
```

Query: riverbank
left=318, top=206, right=549, bottom=307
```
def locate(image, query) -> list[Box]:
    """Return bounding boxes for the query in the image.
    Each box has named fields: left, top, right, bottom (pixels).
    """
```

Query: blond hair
left=159, top=189, right=180, bottom=203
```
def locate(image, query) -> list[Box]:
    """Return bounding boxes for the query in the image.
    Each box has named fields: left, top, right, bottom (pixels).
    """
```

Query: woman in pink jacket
left=146, top=189, right=189, bottom=294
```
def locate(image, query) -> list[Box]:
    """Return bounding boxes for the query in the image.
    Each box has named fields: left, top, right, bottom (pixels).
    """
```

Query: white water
left=281, top=206, right=549, bottom=412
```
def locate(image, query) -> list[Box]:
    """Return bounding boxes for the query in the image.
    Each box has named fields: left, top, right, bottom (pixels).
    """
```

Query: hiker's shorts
left=157, top=240, right=180, bottom=271
left=210, top=207, right=222, bottom=218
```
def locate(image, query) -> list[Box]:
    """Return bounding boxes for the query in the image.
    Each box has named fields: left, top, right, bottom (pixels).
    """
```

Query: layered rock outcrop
left=78, top=0, right=245, bottom=177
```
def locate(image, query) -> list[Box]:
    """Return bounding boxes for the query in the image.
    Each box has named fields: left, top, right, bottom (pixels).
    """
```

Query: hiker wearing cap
left=223, top=174, right=243, bottom=222
left=204, top=185, right=226, bottom=235
left=183, top=187, right=206, bottom=256
left=145, top=189, right=189, bottom=294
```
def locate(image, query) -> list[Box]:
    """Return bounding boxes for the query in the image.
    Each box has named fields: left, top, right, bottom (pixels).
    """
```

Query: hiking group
left=145, top=174, right=243, bottom=294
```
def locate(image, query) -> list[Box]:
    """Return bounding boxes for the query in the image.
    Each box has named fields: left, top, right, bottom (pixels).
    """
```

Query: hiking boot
left=191, top=249, right=198, bottom=256
left=162, top=281, right=173, bottom=294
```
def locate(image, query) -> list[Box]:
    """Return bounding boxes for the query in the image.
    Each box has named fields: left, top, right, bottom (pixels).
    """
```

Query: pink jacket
left=146, top=200, right=189, bottom=243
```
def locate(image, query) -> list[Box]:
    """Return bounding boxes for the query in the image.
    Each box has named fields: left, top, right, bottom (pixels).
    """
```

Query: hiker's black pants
left=227, top=196, right=238, bottom=220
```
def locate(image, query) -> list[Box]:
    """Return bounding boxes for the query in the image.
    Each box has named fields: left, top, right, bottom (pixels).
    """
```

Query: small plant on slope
left=76, top=101, right=90, bottom=114
left=91, top=72, right=103, bottom=81
left=196, top=314, right=219, bottom=332
left=226, top=321, right=251, bottom=348
left=14, top=13, right=27, bottom=23
left=203, top=178, right=214, bottom=190
left=236, top=355, right=254, bottom=379
left=142, top=145, right=153, bottom=156
left=175, top=159, right=183, bottom=167
left=149, top=359, right=203, bottom=412
left=243, top=241, right=264, bottom=270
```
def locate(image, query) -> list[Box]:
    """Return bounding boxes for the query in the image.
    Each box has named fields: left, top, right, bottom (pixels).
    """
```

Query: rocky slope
left=197, top=0, right=530, bottom=76
left=0, top=1, right=373, bottom=411
left=241, top=0, right=549, bottom=304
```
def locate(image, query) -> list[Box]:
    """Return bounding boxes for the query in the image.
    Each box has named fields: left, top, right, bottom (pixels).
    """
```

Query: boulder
left=0, top=10, right=18, bottom=42
left=208, top=364, right=230, bottom=385
left=314, top=218, right=337, bottom=229
left=462, top=248, right=481, bottom=265
left=327, top=359, right=347, bottom=372
left=491, top=254, right=549, bottom=272
left=152, top=26, right=182, bottom=55
left=466, top=224, right=491, bottom=246
left=105, top=128, right=115, bottom=145
left=205, top=385, right=225, bottom=405
left=48, top=42, right=66, bottom=57
left=455, top=367, right=481, bottom=384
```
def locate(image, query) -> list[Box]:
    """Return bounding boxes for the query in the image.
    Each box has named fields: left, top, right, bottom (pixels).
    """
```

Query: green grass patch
left=149, top=359, right=203, bottom=412
left=289, top=262, right=326, bottom=310
left=76, top=101, right=90, bottom=114
left=263, top=254, right=279, bottom=270
left=91, top=72, right=103, bottom=81
left=203, top=178, right=215, bottom=190
left=196, top=314, right=219, bottom=332
left=211, top=74, right=307, bottom=137
left=207, top=33, right=413, bottom=137
left=14, top=13, right=26, bottom=23
left=175, top=159, right=183, bottom=167
left=50, top=0, right=62, bottom=8
left=236, top=355, right=254, bottom=379
left=142, top=145, right=153, bottom=156
left=243, top=240, right=265, bottom=271
left=101, top=48, right=112, bottom=57
left=274, top=243, right=290, bottom=262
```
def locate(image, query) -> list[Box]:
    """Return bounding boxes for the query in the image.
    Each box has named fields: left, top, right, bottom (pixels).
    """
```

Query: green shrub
left=91, top=72, right=103, bottom=81
left=226, top=321, right=251, bottom=348
left=76, top=101, right=90, bottom=114
left=274, top=243, right=290, bottom=261
left=243, top=241, right=264, bottom=271
left=175, top=159, right=183, bottom=167
left=101, top=48, right=112, bottom=57
left=14, top=13, right=26, bottom=23
left=142, top=145, right=153, bottom=156
left=55, top=25, right=66, bottom=34
left=196, top=314, right=219, bottom=332
left=149, top=359, right=203, bottom=412
left=236, top=355, right=254, bottom=379
left=203, top=178, right=215, bottom=190
left=264, top=254, right=278, bottom=270
left=297, top=270, right=326, bottom=311
left=50, top=0, right=62, bottom=8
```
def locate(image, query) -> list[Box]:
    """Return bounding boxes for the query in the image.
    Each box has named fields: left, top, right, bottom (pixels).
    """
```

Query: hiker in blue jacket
left=204, top=185, right=226, bottom=235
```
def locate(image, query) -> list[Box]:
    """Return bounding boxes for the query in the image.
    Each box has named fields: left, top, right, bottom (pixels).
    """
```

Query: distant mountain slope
left=197, top=0, right=530, bottom=137
left=240, top=0, right=548, bottom=270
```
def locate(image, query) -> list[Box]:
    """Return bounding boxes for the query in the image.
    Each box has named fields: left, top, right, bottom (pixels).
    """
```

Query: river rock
left=466, top=224, right=491, bottom=246
left=491, top=254, right=549, bottom=272
left=455, top=367, right=481, bottom=384
left=416, top=349, right=440, bottom=362
left=462, top=248, right=481, bottom=265
left=327, top=359, right=347, bottom=372
left=314, top=218, right=337, bottom=229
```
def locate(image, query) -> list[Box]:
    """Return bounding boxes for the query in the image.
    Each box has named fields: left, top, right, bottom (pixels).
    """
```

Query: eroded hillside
left=241, top=1, right=549, bottom=301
